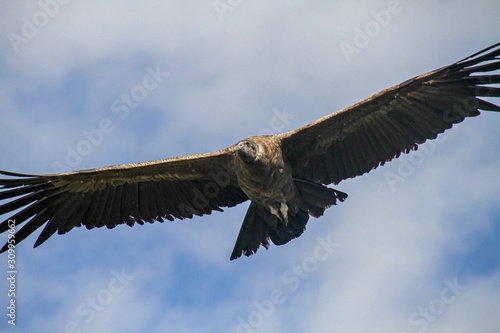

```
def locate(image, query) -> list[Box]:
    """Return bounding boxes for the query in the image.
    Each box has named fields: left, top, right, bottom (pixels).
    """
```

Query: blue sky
left=1, top=1, right=500, bottom=332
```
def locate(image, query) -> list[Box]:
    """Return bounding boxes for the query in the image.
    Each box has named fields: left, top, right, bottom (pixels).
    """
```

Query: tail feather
left=268, top=209, right=309, bottom=245
left=230, top=204, right=309, bottom=260
left=230, top=180, right=348, bottom=260
left=230, top=202, right=271, bottom=260
left=294, top=178, right=347, bottom=217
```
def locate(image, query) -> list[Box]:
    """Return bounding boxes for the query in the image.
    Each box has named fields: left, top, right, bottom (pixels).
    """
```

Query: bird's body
left=233, top=136, right=296, bottom=222
left=1, top=42, right=500, bottom=260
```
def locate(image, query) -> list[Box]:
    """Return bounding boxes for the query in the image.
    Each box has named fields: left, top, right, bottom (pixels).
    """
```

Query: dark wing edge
left=0, top=147, right=248, bottom=252
left=278, top=42, right=500, bottom=185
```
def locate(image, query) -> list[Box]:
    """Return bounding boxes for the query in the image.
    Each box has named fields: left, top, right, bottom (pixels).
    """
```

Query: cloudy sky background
left=1, top=1, right=500, bottom=332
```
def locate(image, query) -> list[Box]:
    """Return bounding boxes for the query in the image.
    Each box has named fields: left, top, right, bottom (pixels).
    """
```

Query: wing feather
left=61, top=194, right=92, bottom=233
left=0, top=147, right=248, bottom=251
left=279, top=42, right=500, bottom=184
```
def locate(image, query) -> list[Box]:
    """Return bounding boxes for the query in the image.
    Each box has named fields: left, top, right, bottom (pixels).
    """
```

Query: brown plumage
left=1, top=43, right=500, bottom=260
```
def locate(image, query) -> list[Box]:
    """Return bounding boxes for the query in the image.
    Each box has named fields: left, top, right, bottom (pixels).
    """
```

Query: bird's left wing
left=0, top=147, right=248, bottom=252
left=278, top=43, right=500, bottom=185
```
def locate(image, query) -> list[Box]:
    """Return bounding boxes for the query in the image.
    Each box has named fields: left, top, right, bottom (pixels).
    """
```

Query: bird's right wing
left=0, top=147, right=248, bottom=252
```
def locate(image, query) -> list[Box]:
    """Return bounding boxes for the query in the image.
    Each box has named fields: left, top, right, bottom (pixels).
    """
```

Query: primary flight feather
left=1, top=43, right=500, bottom=260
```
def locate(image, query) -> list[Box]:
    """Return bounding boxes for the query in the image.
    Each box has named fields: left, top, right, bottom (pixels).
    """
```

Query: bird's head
left=235, top=140, right=259, bottom=164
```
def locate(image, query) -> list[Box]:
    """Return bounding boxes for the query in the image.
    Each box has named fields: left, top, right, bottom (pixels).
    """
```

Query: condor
left=1, top=43, right=499, bottom=260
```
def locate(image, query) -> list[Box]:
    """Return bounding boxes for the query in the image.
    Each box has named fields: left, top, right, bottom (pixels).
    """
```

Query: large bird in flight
left=1, top=43, right=500, bottom=260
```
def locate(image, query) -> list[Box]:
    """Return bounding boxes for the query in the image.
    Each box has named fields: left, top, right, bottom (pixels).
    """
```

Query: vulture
left=1, top=43, right=500, bottom=260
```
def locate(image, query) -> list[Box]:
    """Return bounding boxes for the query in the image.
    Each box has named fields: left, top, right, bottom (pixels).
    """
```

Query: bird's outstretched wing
left=279, top=43, right=500, bottom=185
left=0, top=148, right=247, bottom=252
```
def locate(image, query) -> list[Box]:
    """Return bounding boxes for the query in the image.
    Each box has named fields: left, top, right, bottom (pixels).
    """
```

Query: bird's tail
left=293, top=178, right=347, bottom=217
left=229, top=180, right=347, bottom=260
left=263, top=180, right=347, bottom=248
left=230, top=202, right=271, bottom=260
left=230, top=201, right=311, bottom=260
